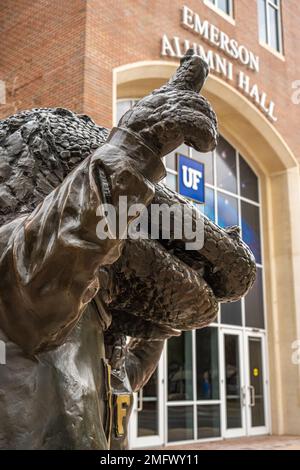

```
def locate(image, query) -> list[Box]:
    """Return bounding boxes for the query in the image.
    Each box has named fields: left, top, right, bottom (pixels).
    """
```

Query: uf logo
left=178, top=154, right=205, bottom=203
left=182, top=165, right=203, bottom=190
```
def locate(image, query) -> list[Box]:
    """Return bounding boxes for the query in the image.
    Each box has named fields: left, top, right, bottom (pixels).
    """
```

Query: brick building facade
left=1, top=1, right=300, bottom=154
left=1, top=0, right=300, bottom=447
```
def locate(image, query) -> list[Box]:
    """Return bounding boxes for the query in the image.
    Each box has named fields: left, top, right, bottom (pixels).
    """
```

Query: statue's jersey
left=0, top=308, right=111, bottom=449
left=110, top=378, right=134, bottom=450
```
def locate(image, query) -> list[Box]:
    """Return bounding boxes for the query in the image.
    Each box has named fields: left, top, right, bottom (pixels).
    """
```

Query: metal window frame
left=207, top=0, right=234, bottom=17
left=165, top=325, right=222, bottom=442
left=203, top=0, right=235, bottom=24
left=162, top=142, right=270, bottom=445
left=260, top=0, right=284, bottom=54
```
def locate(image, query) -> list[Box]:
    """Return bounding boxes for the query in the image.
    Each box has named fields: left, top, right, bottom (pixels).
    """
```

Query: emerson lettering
left=181, top=5, right=259, bottom=72
left=161, top=5, right=278, bottom=122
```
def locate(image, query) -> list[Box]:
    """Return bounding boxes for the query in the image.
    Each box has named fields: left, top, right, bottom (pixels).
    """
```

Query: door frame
left=220, top=327, right=270, bottom=439
left=220, top=327, right=247, bottom=439
left=129, top=355, right=164, bottom=449
left=244, top=330, right=269, bottom=436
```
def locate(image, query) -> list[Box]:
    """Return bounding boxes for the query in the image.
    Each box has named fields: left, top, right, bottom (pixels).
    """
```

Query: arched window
left=117, top=99, right=267, bottom=444
left=164, top=135, right=264, bottom=329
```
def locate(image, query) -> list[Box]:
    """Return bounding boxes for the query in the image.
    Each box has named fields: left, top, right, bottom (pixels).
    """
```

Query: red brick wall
left=0, top=0, right=87, bottom=117
left=1, top=0, right=300, bottom=159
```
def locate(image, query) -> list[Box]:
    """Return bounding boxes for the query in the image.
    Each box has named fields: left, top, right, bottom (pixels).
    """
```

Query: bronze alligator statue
left=0, top=52, right=256, bottom=449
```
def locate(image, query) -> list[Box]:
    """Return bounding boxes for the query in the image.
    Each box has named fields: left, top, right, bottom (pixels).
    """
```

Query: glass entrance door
left=221, top=329, right=247, bottom=438
left=245, top=333, right=268, bottom=436
left=129, top=357, right=164, bottom=448
left=221, top=328, right=269, bottom=438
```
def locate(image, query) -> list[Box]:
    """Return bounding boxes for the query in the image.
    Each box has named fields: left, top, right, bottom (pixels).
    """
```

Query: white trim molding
left=203, top=0, right=235, bottom=25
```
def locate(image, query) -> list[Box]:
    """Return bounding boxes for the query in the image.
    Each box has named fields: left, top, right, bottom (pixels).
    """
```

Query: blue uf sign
left=178, top=154, right=205, bottom=203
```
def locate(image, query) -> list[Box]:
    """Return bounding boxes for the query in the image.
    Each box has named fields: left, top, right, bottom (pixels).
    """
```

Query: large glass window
left=258, top=0, right=283, bottom=53
left=118, top=100, right=267, bottom=445
left=248, top=337, right=266, bottom=427
left=165, top=130, right=265, bottom=441
left=221, top=300, right=242, bottom=326
left=168, top=406, right=194, bottom=442
left=167, top=327, right=221, bottom=442
left=166, top=172, right=177, bottom=192
left=240, top=156, right=259, bottom=202
left=192, top=149, right=214, bottom=185
left=241, top=200, right=262, bottom=264
left=168, top=331, right=193, bottom=401
left=217, top=192, right=239, bottom=228
left=245, top=267, right=265, bottom=329
left=137, top=370, right=159, bottom=437
left=216, top=137, right=237, bottom=194
left=224, top=334, right=242, bottom=429
left=197, top=405, right=221, bottom=439
left=203, top=187, right=215, bottom=222
left=205, top=0, right=233, bottom=17
left=196, top=327, right=219, bottom=400
left=116, top=99, right=136, bottom=124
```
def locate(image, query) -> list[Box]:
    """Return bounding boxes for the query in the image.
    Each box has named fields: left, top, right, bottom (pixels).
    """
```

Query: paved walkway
left=156, top=435, right=300, bottom=450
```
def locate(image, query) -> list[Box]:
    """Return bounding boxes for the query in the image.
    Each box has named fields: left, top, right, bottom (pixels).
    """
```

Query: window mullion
left=266, top=0, right=271, bottom=46
left=277, top=0, right=283, bottom=53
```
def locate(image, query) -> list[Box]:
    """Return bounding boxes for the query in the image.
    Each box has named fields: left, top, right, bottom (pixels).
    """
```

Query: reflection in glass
left=168, top=406, right=194, bottom=442
left=241, top=201, right=261, bottom=264
left=116, top=100, right=132, bottom=124
left=269, top=5, right=280, bottom=51
left=239, top=156, right=259, bottom=202
left=216, top=137, right=237, bottom=194
left=204, top=187, right=215, bottom=222
left=168, top=332, right=193, bottom=401
left=258, top=0, right=267, bottom=44
left=165, top=153, right=176, bottom=171
left=221, top=301, right=242, bottom=326
left=197, top=405, right=221, bottom=439
left=248, top=337, right=265, bottom=427
left=137, top=368, right=159, bottom=437
left=196, top=328, right=219, bottom=400
left=166, top=172, right=177, bottom=192
left=217, top=0, right=231, bottom=15
left=224, top=334, right=242, bottom=429
left=245, top=268, right=265, bottom=329
left=192, top=149, right=214, bottom=185
left=217, top=192, right=238, bottom=228
left=177, top=143, right=189, bottom=158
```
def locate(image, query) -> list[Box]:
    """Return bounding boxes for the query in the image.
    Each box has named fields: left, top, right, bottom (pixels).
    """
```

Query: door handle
left=249, top=385, right=256, bottom=407
left=137, top=387, right=143, bottom=412
left=241, top=386, right=247, bottom=406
